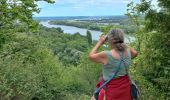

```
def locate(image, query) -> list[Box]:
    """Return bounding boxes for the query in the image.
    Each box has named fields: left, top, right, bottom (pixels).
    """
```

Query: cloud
left=37, top=0, right=141, bottom=10
left=122, top=0, right=132, bottom=4
left=35, top=0, right=140, bottom=16
left=36, top=1, right=50, bottom=8
left=47, top=0, right=137, bottom=9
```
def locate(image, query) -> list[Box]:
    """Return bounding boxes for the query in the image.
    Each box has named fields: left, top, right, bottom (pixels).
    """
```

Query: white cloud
left=122, top=0, right=132, bottom=4
left=36, top=0, right=139, bottom=12
left=53, top=0, right=135, bottom=7
left=36, top=0, right=58, bottom=8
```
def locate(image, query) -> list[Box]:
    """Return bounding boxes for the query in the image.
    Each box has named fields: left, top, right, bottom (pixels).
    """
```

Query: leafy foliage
left=86, top=30, right=92, bottom=45
left=36, top=26, right=90, bottom=66
left=1, top=0, right=169, bottom=99
left=0, top=33, right=62, bottom=100
left=0, top=0, right=54, bottom=32
left=127, top=0, right=170, bottom=99
left=49, top=20, right=101, bottom=31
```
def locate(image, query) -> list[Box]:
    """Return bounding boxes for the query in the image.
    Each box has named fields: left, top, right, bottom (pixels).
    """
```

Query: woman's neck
left=110, top=45, right=115, bottom=49
left=110, top=45, right=122, bottom=52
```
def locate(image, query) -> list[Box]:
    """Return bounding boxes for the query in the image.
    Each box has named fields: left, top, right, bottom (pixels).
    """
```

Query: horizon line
left=33, top=15, right=127, bottom=17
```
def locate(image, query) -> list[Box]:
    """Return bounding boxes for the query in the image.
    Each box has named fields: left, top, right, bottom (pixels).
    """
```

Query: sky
left=34, top=0, right=157, bottom=17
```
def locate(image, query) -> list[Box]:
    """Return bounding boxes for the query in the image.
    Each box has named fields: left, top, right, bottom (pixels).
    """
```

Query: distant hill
left=33, top=15, right=128, bottom=21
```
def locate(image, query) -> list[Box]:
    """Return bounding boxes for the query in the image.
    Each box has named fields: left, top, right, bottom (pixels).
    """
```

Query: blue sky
left=34, top=0, right=155, bottom=17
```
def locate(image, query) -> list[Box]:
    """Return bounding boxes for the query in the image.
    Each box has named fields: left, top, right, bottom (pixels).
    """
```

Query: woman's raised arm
left=129, top=47, right=138, bottom=59
left=89, top=36, right=107, bottom=64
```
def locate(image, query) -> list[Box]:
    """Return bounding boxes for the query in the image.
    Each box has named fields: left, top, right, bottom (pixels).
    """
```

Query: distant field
left=33, top=15, right=128, bottom=21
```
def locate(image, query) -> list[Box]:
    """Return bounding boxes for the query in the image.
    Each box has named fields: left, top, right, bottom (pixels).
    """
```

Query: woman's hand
left=98, top=35, right=107, bottom=45
left=91, top=95, right=96, bottom=100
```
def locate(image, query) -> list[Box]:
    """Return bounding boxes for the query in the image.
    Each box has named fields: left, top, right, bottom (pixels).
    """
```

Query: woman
left=89, top=29, right=138, bottom=100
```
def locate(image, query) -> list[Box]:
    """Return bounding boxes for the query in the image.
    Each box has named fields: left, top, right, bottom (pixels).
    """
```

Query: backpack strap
left=127, top=48, right=132, bottom=59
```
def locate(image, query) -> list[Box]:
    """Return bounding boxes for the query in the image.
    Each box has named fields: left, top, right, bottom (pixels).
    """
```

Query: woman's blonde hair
left=107, top=29, right=126, bottom=51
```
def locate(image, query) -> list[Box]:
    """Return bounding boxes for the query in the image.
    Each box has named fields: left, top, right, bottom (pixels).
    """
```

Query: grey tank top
left=103, top=48, right=132, bottom=81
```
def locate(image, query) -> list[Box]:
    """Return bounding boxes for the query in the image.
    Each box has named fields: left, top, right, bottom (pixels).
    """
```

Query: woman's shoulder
left=103, top=50, right=112, bottom=57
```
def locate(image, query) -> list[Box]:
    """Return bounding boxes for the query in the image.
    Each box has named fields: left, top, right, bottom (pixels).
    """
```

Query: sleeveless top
left=103, top=48, right=132, bottom=81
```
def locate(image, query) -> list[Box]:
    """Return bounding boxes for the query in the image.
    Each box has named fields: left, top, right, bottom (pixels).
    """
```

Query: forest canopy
left=0, top=0, right=169, bottom=100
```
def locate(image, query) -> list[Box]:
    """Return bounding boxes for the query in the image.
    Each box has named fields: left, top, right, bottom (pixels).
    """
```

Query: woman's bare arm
left=129, top=47, right=138, bottom=59
left=89, top=36, right=107, bottom=64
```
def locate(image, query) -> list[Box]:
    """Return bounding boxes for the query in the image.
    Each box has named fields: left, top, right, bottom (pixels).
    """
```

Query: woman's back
left=103, top=48, right=131, bottom=81
left=89, top=29, right=137, bottom=100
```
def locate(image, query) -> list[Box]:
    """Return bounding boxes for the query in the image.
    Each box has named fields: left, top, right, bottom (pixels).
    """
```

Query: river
left=40, top=21, right=135, bottom=43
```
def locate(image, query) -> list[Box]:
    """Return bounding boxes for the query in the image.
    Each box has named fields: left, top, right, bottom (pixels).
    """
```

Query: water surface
left=40, top=21, right=135, bottom=43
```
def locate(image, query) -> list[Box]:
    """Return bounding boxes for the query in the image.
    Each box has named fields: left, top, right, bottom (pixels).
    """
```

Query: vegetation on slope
left=0, top=0, right=169, bottom=100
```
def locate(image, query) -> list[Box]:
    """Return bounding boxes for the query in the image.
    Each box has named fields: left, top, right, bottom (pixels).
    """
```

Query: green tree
left=86, top=30, right=92, bottom=45
left=0, top=0, right=55, bottom=49
left=0, top=0, right=54, bottom=32
left=127, top=0, right=170, bottom=99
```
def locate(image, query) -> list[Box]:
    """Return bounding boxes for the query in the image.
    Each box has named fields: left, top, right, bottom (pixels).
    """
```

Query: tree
left=0, top=0, right=55, bottom=52
left=0, top=0, right=54, bottom=32
left=86, top=30, right=92, bottom=45
left=127, top=0, right=170, bottom=99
